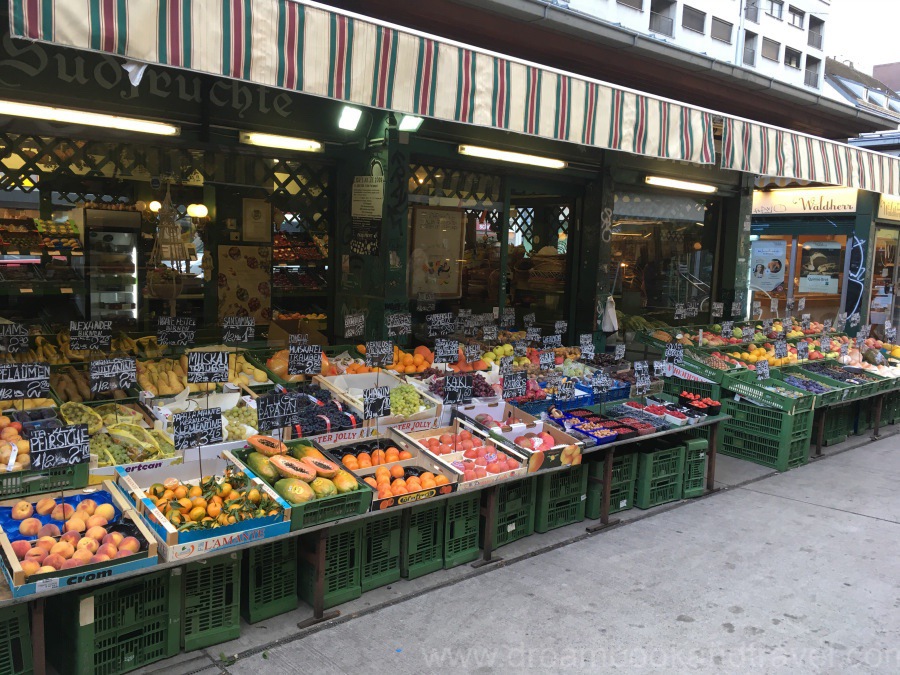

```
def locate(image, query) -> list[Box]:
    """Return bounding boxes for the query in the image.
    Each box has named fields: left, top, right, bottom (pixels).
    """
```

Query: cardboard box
left=0, top=480, right=159, bottom=598
left=268, top=319, right=328, bottom=348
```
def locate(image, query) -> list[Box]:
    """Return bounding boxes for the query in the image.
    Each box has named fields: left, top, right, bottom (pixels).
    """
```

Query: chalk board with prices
left=711, top=302, right=724, bottom=319
left=89, top=358, right=137, bottom=394
left=482, top=325, right=498, bottom=342
left=257, top=391, right=301, bottom=431
left=762, top=319, right=773, bottom=333
left=289, top=343, right=322, bottom=376
left=464, top=344, right=481, bottom=364
left=614, top=344, right=626, bottom=360
left=579, top=334, right=594, bottom=360
left=173, top=408, right=224, bottom=451
left=774, top=338, right=788, bottom=359
left=721, top=321, right=733, bottom=339
left=820, top=336, right=832, bottom=353
left=157, top=317, right=196, bottom=347
left=542, top=334, right=562, bottom=349
left=387, top=312, right=412, bottom=338
left=499, top=356, right=513, bottom=375
left=801, top=314, right=811, bottom=331
left=434, top=339, right=460, bottom=364
left=514, top=340, right=527, bottom=357
left=525, top=327, right=541, bottom=344
left=363, top=386, right=390, bottom=419
left=686, top=301, right=699, bottom=318
left=222, top=316, right=255, bottom=343
left=798, top=297, right=806, bottom=311
left=731, top=301, right=743, bottom=318
left=443, top=374, right=473, bottom=405
left=426, top=312, right=455, bottom=337
left=742, top=326, right=753, bottom=344
left=674, top=303, right=686, bottom=320
left=797, top=342, right=809, bottom=361
left=0, top=323, right=28, bottom=354
left=69, top=321, right=112, bottom=351
left=187, top=351, right=229, bottom=383
left=416, top=292, right=435, bottom=313
left=0, top=363, right=50, bottom=399
left=592, top=371, right=613, bottom=396
left=29, top=424, right=89, bottom=470
left=557, top=379, right=576, bottom=401
left=539, top=350, right=555, bottom=371
left=502, top=370, right=527, bottom=400
left=366, top=341, right=394, bottom=368
left=344, top=313, right=366, bottom=339
left=554, top=321, right=567, bottom=335
left=664, top=343, right=684, bottom=364
left=756, top=359, right=770, bottom=380
left=524, top=313, right=536, bottom=328
left=501, top=307, right=516, bottom=328
left=462, top=317, right=478, bottom=337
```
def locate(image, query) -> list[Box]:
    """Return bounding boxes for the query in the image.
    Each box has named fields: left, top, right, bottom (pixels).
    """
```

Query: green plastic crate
left=242, top=539, right=298, bottom=624
left=636, top=445, right=685, bottom=485
left=46, top=569, right=181, bottom=675
left=298, top=521, right=362, bottom=610
left=483, top=477, right=536, bottom=549
left=0, top=604, right=31, bottom=675
left=0, top=461, right=88, bottom=500
left=361, top=512, right=402, bottom=592
left=443, top=492, right=481, bottom=568
left=682, top=438, right=708, bottom=499
left=402, top=501, right=445, bottom=580
left=585, top=479, right=633, bottom=518
left=663, top=376, right=721, bottom=402
left=821, top=402, right=855, bottom=446
left=721, top=397, right=814, bottom=444
left=721, top=427, right=810, bottom=472
left=587, top=452, right=638, bottom=485
left=535, top=466, right=587, bottom=533
left=182, top=551, right=242, bottom=652
left=634, top=473, right=683, bottom=509
left=722, top=369, right=815, bottom=414
left=782, top=365, right=855, bottom=406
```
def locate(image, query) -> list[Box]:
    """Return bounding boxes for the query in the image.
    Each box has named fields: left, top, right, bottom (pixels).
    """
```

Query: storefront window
left=870, top=227, right=898, bottom=337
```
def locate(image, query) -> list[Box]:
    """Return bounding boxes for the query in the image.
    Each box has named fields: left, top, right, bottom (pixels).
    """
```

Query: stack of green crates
left=482, top=477, right=536, bottom=549
left=242, top=539, right=298, bottom=624
left=402, top=501, right=445, bottom=580
left=720, top=397, right=813, bottom=471
left=182, top=551, right=242, bottom=651
left=681, top=438, right=707, bottom=498
left=298, top=522, right=362, bottom=610
left=585, top=452, right=638, bottom=518
left=634, top=443, right=685, bottom=509
left=822, top=402, right=855, bottom=446
left=534, top=465, right=588, bottom=533
left=443, top=492, right=481, bottom=568
left=0, top=604, right=32, bottom=675
left=663, top=375, right=721, bottom=401
left=361, top=511, right=402, bottom=592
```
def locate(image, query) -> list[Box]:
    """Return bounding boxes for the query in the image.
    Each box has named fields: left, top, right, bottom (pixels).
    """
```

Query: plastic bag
left=601, top=296, right=619, bottom=333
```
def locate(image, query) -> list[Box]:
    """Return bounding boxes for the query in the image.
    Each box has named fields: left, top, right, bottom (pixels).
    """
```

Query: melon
left=302, top=456, right=340, bottom=479
left=269, top=455, right=316, bottom=482
left=274, top=478, right=316, bottom=504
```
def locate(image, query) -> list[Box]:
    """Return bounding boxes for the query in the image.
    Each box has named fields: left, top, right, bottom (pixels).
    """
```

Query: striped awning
left=8, top=0, right=715, bottom=165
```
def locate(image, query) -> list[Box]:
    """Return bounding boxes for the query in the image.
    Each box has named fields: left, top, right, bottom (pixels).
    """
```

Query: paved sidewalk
left=137, top=432, right=900, bottom=674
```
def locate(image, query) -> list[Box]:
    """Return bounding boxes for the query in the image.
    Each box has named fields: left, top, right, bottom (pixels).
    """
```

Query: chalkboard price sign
left=592, top=371, right=613, bottom=395
left=69, top=320, right=112, bottom=351
left=434, top=338, right=460, bottom=364
left=0, top=323, right=28, bottom=354
left=187, top=351, right=229, bottom=383
left=797, top=342, right=809, bottom=361
left=501, top=307, right=516, bottom=328
left=686, top=301, right=699, bottom=318
left=542, top=334, right=562, bottom=349
left=797, top=297, right=806, bottom=311
left=721, top=321, right=733, bottom=339
left=482, top=325, right=498, bottom=342
left=363, top=386, right=390, bottom=419
left=464, top=343, right=481, bottom=364
left=673, top=303, right=686, bottom=320
left=0, top=363, right=50, bottom=399
left=554, top=321, right=568, bottom=335
left=711, top=302, right=724, bottom=319
left=557, top=379, right=576, bottom=401
left=387, top=312, right=412, bottom=338
left=774, top=338, right=788, bottom=359
left=289, top=343, right=322, bottom=376
left=416, top=292, right=435, bottom=313
left=525, top=327, right=541, bottom=344
left=756, top=359, right=770, bottom=380
left=502, top=370, right=527, bottom=400
left=29, top=424, right=89, bottom=470
left=664, top=343, right=684, bottom=365
left=90, top=358, right=137, bottom=394
left=499, top=356, right=513, bottom=376
left=614, top=344, right=626, bottom=360
left=158, top=317, right=196, bottom=347
left=514, top=340, right=527, bottom=357
left=820, top=336, right=832, bottom=353
left=426, top=312, right=455, bottom=337
left=523, top=313, right=536, bottom=328
left=222, top=316, right=255, bottom=344
left=365, top=341, right=394, bottom=368
left=801, top=314, right=811, bottom=331
left=443, top=374, right=473, bottom=405
left=344, top=313, right=366, bottom=339
left=257, top=391, right=301, bottom=431
left=173, top=408, right=223, bottom=451
left=539, top=350, right=555, bottom=371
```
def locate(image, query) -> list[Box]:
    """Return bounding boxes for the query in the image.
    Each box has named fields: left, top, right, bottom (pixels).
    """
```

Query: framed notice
left=242, top=198, right=272, bottom=242
left=410, top=207, right=466, bottom=299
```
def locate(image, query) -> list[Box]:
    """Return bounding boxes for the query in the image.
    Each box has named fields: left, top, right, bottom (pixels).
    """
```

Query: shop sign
left=878, top=194, right=900, bottom=222
left=29, top=425, right=89, bottom=470
left=0, top=363, right=50, bottom=399
left=89, top=358, right=137, bottom=394
left=187, top=351, right=229, bottom=383
left=173, top=409, right=223, bottom=451
left=752, top=188, right=858, bottom=215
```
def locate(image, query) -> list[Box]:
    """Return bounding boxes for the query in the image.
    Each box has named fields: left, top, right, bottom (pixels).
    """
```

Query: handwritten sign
left=711, top=302, right=724, bottom=319
left=614, top=344, right=626, bottom=360
left=770, top=298, right=779, bottom=315
left=363, top=386, right=390, bottom=419
left=592, top=371, right=613, bottom=395
left=797, top=342, right=809, bottom=361
left=502, top=370, right=527, bottom=400
left=821, top=336, right=832, bottom=353
left=797, top=297, right=806, bottom=311
left=501, top=307, right=516, bottom=328
left=664, top=343, right=684, bottom=365
left=539, top=350, right=555, bottom=371
left=433, top=338, right=460, bottom=364
left=557, top=379, right=576, bottom=401
left=426, top=312, right=455, bottom=337
left=514, top=340, right=527, bottom=358
left=524, top=313, right=536, bottom=328
left=173, top=408, right=223, bottom=451
left=29, top=424, right=89, bottom=469
left=554, top=321, right=567, bottom=335
left=542, top=334, right=562, bottom=349
left=187, top=351, right=229, bottom=383
left=499, top=356, right=513, bottom=376
left=840, top=343, right=848, bottom=358
left=222, top=316, right=255, bottom=343
left=686, top=301, right=699, bottom=318
left=525, top=327, right=541, bottom=344
left=0, top=363, right=50, bottom=399
left=89, top=358, right=137, bottom=394
left=674, top=303, right=686, bottom=320
left=775, top=338, right=788, bottom=359
left=344, top=313, right=365, bottom=339
left=157, top=317, right=196, bottom=347
left=721, top=321, right=733, bottom=339
left=416, top=292, right=435, bottom=312
left=0, top=323, right=28, bottom=354
left=69, top=320, right=112, bottom=351
left=365, top=341, right=394, bottom=368
left=801, top=314, right=811, bottom=331
left=385, top=312, right=411, bottom=338
left=482, top=325, right=498, bottom=342
left=257, top=391, right=301, bottom=431
left=756, top=359, right=770, bottom=380
left=443, top=375, right=473, bottom=405
left=289, top=342, right=322, bottom=376
left=464, top=344, right=481, bottom=364
left=580, top=334, right=595, bottom=361
left=731, top=301, right=743, bottom=318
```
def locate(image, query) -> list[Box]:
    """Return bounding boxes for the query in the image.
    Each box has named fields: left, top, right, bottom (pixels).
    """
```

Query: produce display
left=138, top=352, right=269, bottom=397
left=390, top=383, right=428, bottom=416
left=224, top=406, right=259, bottom=440
left=0, top=414, right=31, bottom=472
left=428, top=372, right=495, bottom=400
left=52, top=366, right=129, bottom=402
left=781, top=373, right=835, bottom=394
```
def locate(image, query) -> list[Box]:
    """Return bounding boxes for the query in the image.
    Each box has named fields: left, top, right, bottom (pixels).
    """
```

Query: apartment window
left=617, top=0, right=644, bottom=10
left=765, top=0, right=784, bottom=19
left=788, top=6, right=805, bottom=27
left=743, top=31, right=758, bottom=66
left=808, top=16, right=824, bottom=49
left=785, top=48, right=802, bottom=69
left=745, top=0, right=760, bottom=23
left=711, top=17, right=733, bottom=43
left=804, top=55, right=821, bottom=87
left=762, top=38, right=781, bottom=61
left=682, top=6, right=706, bottom=33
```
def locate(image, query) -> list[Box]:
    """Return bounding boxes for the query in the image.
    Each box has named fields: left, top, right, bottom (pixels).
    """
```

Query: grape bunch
left=225, top=406, right=258, bottom=428
left=91, top=433, right=132, bottom=467
left=390, top=384, right=423, bottom=416
left=226, top=421, right=253, bottom=440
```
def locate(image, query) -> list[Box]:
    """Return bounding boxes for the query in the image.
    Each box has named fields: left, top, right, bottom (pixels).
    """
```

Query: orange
left=207, top=502, right=222, bottom=518
left=391, top=484, right=407, bottom=496
left=191, top=496, right=207, bottom=509
left=342, top=455, right=359, bottom=469
left=434, top=474, right=450, bottom=486
left=357, top=452, right=371, bottom=464
left=358, top=458, right=372, bottom=469
left=177, top=497, right=193, bottom=514
left=371, top=449, right=386, bottom=465
left=421, top=479, right=436, bottom=490
left=391, top=478, right=406, bottom=488
left=399, top=450, right=413, bottom=460
left=188, top=485, right=203, bottom=498
left=385, top=451, right=400, bottom=463
left=413, top=354, right=425, bottom=366
left=173, top=485, right=188, bottom=500
left=390, top=464, right=405, bottom=479
left=189, top=506, right=206, bottom=522
left=374, top=466, right=390, bottom=481
left=363, top=477, right=378, bottom=489
left=416, top=364, right=427, bottom=373
left=419, top=472, right=435, bottom=482
left=378, top=488, right=392, bottom=499
left=402, top=354, right=414, bottom=366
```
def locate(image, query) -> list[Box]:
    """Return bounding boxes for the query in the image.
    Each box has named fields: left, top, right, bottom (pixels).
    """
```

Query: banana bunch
left=35, top=336, right=69, bottom=365
left=136, top=335, right=163, bottom=358
left=0, top=348, right=41, bottom=364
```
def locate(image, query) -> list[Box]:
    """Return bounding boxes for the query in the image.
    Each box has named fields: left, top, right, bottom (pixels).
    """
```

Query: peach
left=114, top=549, right=134, bottom=559
left=35, top=536, right=56, bottom=552
left=20, top=559, right=41, bottom=578
left=118, top=537, right=140, bottom=554
left=64, top=517, right=86, bottom=533
left=49, top=541, right=74, bottom=559
left=75, top=537, right=98, bottom=554
left=96, top=543, right=117, bottom=559
left=60, top=531, right=81, bottom=547
left=86, top=516, right=108, bottom=529
left=36, top=566, right=56, bottom=575
left=71, top=549, right=93, bottom=564
left=94, top=503, right=115, bottom=521
left=76, top=499, right=97, bottom=516
left=42, top=554, right=65, bottom=570
left=18, top=518, right=41, bottom=537
left=10, top=501, right=33, bottom=520
left=85, top=526, right=107, bottom=542
left=102, top=532, right=124, bottom=548
left=35, top=498, right=56, bottom=516
left=90, top=553, right=111, bottom=564
left=50, top=504, right=74, bottom=521
left=24, top=547, right=46, bottom=564
left=38, top=523, right=60, bottom=538
left=10, top=540, right=30, bottom=560
left=61, top=558, right=84, bottom=569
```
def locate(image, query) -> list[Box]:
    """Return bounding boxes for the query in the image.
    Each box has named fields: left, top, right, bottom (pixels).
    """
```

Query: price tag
left=797, top=342, right=809, bottom=361
left=526, top=327, right=542, bottom=344
left=756, top=359, right=770, bottom=380
left=711, top=302, right=724, bottom=319
left=848, top=312, right=860, bottom=328
left=674, top=303, right=686, bottom=320
left=542, top=334, right=562, bottom=349
left=785, top=298, right=795, bottom=313
left=801, top=314, right=811, bottom=330
left=886, top=327, right=897, bottom=343
left=874, top=351, right=886, bottom=365
left=840, top=343, right=848, bottom=357
left=653, top=360, right=666, bottom=377
left=416, top=292, right=436, bottom=312
left=858, top=324, right=871, bottom=339
left=580, top=343, right=595, bottom=361
left=886, top=319, right=893, bottom=332
left=592, top=370, right=613, bottom=395
left=762, top=318, right=773, bottom=333
left=433, top=338, right=460, bottom=364
left=187, top=351, right=229, bottom=383
left=443, top=374, right=473, bottom=405
left=363, top=386, right=391, bottom=419
left=686, top=301, right=699, bottom=318
left=426, top=312, right=455, bottom=337
left=387, top=312, right=412, bottom=338
left=344, top=313, right=366, bottom=339
left=0, top=363, right=51, bottom=399
left=783, top=316, right=793, bottom=333
left=256, top=391, right=301, bottom=431
left=775, top=338, right=788, bottom=359
left=29, top=424, right=89, bottom=469
left=821, top=336, right=832, bottom=353
left=539, top=350, right=555, bottom=371
left=365, top=340, right=394, bottom=368
left=0, top=323, right=29, bottom=354
left=524, top=313, right=536, bottom=328
left=158, top=317, right=196, bottom=347
left=635, top=372, right=651, bottom=396
left=742, top=326, right=753, bottom=344
left=464, top=344, right=482, bottom=364
left=463, top=317, right=478, bottom=337
left=499, top=356, right=513, bottom=376
left=721, top=321, right=733, bottom=339
left=557, top=379, right=576, bottom=401
left=664, top=343, right=684, bottom=365
left=554, top=320, right=567, bottom=335
left=173, top=408, right=223, bottom=450
left=855, top=335, right=866, bottom=352
left=89, top=357, right=137, bottom=394
left=502, top=370, right=527, bottom=400
left=514, top=340, right=527, bottom=358
left=822, top=318, right=832, bottom=334
left=798, top=297, right=806, bottom=311
left=614, top=344, right=626, bottom=360
left=289, top=342, right=322, bottom=376
left=69, top=320, right=112, bottom=351
left=501, top=307, right=516, bottom=328
left=482, top=325, right=498, bottom=342
left=222, top=316, right=255, bottom=344
left=770, top=298, right=779, bottom=314
left=731, top=301, right=743, bottom=318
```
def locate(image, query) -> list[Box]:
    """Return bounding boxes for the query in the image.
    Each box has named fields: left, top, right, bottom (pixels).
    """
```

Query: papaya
left=247, top=435, right=287, bottom=457
left=269, top=454, right=316, bottom=482
left=301, top=456, right=340, bottom=479
left=309, top=477, right=337, bottom=498
left=289, top=443, right=326, bottom=462
left=274, top=478, right=316, bottom=504
left=332, top=470, right=359, bottom=493
left=246, top=452, right=280, bottom=484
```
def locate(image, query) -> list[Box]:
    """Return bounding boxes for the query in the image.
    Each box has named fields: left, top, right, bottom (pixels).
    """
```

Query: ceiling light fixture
left=186, top=204, right=208, bottom=218
left=239, top=132, right=323, bottom=153
left=645, top=176, right=718, bottom=193
left=398, top=115, right=424, bottom=132
left=0, top=100, right=180, bottom=135
left=338, top=106, right=363, bottom=131
left=149, top=201, right=162, bottom=213
left=458, top=144, right=567, bottom=169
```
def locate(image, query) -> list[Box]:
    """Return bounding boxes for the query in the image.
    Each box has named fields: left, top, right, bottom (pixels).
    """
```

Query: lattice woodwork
left=409, top=164, right=502, bottom=207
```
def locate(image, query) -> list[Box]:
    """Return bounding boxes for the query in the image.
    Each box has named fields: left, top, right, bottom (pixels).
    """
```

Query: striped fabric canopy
left=8, top=0, right=715, bottom=165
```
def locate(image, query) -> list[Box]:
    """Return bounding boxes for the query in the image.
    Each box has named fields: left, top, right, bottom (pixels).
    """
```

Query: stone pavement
left=136, top=429, right=900, bottom=674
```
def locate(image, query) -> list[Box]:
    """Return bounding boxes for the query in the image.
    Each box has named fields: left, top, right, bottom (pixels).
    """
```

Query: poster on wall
left=798, top=242, right=842, bottom=294
left=350, top=176, right=384, bottom=256
left=749, top=240, right=787, bottom=293
left=410, top=207, right=466, bottom=299
left=242, top=198, right=272, bottom=242
left=217, top=245, right=272, bottom=324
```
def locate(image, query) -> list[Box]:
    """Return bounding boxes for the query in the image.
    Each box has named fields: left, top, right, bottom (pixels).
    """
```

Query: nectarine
left=59, top=531, right=81, bottom=547
left=118, top=537, right=140, bottom=553
left=35, top=498, right=56, bottom=516
left=42, top=553, right=65, bottom=570
left=85, top=526, right=107, bottom=542
left=96, top=543, right=117, bottom=559
left=49, top=541, right=74, bottom=559
left=10, top=501, right=33, bottom=520
left=20, top=560, right=41, bottom=578
left=76, top=499, right=97, bottom=516
left=64, top=517, right=86, bottom=533
left=24, top=547, right=46, bottom=564
left=71, top=549, right=93, bottom=564
left=10, top=540, right=30, bottom=560
left=18, top=517, right=41, bottom=537
left=50, top=504, right=74, bottom=521
left=102, top=532, right=124, bottom=548
left=35, top=536, right=56, bottom=552
left=86, top=516, right=108, bottom=529
left=75, top=537, right=98, bottom=554
left=38, top=523, right=60, bottom=538
left=94, top=503, right=115, bottom=521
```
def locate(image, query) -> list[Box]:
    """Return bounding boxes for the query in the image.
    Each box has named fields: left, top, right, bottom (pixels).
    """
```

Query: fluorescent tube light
left=645, top=176, right=717, bottom=193
left=239, top=132, right=323, bottom=153
left=458, top=144, right=566, bottom=169
left=0, top=100, right=179, bottom=135
left=339, top=106, right=363, bottom=130
left=399, top=115, right=424, bottom=132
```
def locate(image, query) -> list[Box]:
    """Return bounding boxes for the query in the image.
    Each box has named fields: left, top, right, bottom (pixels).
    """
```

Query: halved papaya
left=301, top=456, right=340, bottom=479
left=269, top=455, right=316, bottom=482
left=248, top=435, right=287, bottom=457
